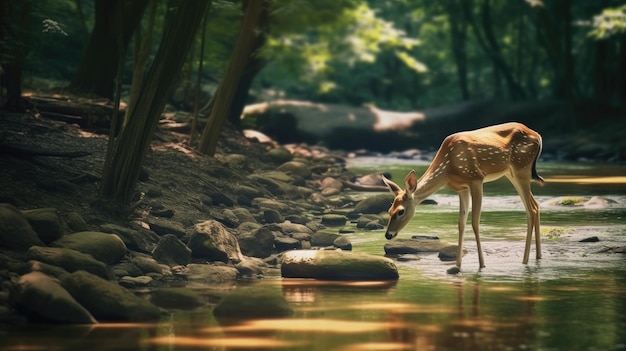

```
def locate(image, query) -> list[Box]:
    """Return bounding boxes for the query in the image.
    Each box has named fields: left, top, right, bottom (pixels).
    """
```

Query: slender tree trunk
left=446, top=0, right=470, bottom=100
left=125, top=0, right=157, bottom=127
left=198, top=0, right=268, bottom=155
left=100, top=0, right=211, bottom=210
left=70, top=0, right=147, bottom=99
left=463, top=0, right=526, bottom=100
left=0, top=0, right=32, bottom=112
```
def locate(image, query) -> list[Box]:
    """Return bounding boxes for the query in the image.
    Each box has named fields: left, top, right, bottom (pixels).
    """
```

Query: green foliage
left=588, top=5, right=626, bottom=39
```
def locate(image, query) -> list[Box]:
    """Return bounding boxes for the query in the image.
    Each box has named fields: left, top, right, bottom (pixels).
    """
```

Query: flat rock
left=25, top=246, right=112, bottom=280
left=213, top=286, right=292, bottom=322
left=61, top=270, right=161, bottom=322
left=384, top=238, right=451, bottom=255
left=51, top=231, right=127, bottom=265
left=281, top=250, right=399, bottom=280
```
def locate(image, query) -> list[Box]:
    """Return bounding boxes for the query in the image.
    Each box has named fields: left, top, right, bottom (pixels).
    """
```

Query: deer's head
left=382, top=170, right=418, bottom=240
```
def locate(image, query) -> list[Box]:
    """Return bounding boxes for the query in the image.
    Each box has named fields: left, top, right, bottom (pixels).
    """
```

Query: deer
left=381, top=122, right=544, bottom=272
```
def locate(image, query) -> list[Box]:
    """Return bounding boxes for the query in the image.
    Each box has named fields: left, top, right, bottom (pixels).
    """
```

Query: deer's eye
left=397, top=209, right=405, bottom=217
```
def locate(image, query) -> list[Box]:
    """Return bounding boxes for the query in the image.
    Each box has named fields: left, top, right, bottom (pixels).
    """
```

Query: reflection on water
left=2, top=161, right=626, bottom=350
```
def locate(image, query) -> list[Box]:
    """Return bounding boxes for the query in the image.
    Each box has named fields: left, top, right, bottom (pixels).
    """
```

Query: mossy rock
left=213, top=286, right=292, bottom=321
left=281, top=250, right=399, bottom=280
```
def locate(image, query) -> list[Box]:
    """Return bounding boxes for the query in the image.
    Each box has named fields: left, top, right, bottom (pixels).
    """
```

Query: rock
left=65, top=212, right=88, bottom=232
left=232, top=207, right=257, bottom=223
left=580, top=236, right=600, bottom=243
left=281, top=250, right=399, bottom=280
left=438, top=245, right=463, bottom=261
left=353, top=194, right=395, bottom=215
left=0, top=203, right=45, bottom=251
left=266, top=148, right=293, bottom=164
left=152, top=234, right=191, bottom=266
left=333, top=236, right=352, bottom=250
left=274, top=236, right=301, bottom=252
left=188, top=220, right=243, bottom=263
left=213, top=286, right=292, bottom=321
left=222, top=154, right=248, bottom=169
left=10, top=272, right=97, bottom=324
left=277, top=221, right=313, bottom=235
left=61, top=270, right=161, bottom=322
left=22, top=208, right=64, bottom=244
left=131, top=256, right=169, bottom=275
left=100, top=223, right=160, bottom=254
left=236, top=185, right=266, bottom=204
left=119, top=275, right=153, bottom=288
left=146, top=217, right=186, bottom=238
left=384, top=238, right=452, bottom=255
left=236, top=227, right=275, bottom=258
left=311, top=231, right=340, bottom=247
left=112, top=262, right=143, bottom=278
left=356, top=214, right=385, bottom=228
left=51, top=231, right=127, bottom=265
left=150, top=288, right=204, bottom=310
left=248, top=174, right=302, bottom=198
left=254, top=198, right=293, bottom=213
left=235, top=257, right=267, bottom=277
left=321, top=214, right=348, bottom=227
left=584, top=196, right=618, bottom=208
left=25, top=246, right=112, bottom=280
left=22, top=260, right=70, bottom=280
left=263, top=209, right=284, bottom=223
left=365, top=221, right=385, bottom=230
left=276, top=161, right=312, bottom=179
left=184, top=264, right=239, bottom=283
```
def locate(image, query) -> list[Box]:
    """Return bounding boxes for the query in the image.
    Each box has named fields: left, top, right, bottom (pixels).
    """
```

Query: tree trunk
left=100, top=0, right=211, bottom=210
left=69, top=0, right=148, bottom=99
left=462, top=0, right=526, bottom=100
left=446, top=0, right=470, bottom=100
left=0, top=0, right=32, bottom=112
left=197, top=0, right=268, bottom=155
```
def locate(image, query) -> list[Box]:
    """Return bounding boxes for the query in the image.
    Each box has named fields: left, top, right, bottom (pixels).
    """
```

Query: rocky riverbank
left=1, top=108, right=624, bottom=325
left=0, top=110, right=415, bottom=324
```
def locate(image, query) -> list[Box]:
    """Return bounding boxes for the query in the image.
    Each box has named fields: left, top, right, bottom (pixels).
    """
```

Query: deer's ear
left=382, top=174, right=402, bottom=195
left=404, top=170, right=418, bottom=193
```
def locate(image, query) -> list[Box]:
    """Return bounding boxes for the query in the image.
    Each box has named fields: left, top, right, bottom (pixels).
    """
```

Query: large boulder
left=152, top=234, right=191, bottom=266
left=22, top=208, right=64, bottom=244
left=100, top=223, right=160, bottom=253
left=0, top=203, right=45, bottom=251
left=51, top=231, right=127, bottom=265
left=61, top=270, right=161, bottom=322
left=10, top=271, right=97, bottom=324
left=188, top=220, right=243, bottom=263
left=25, top=246, right=112, bottom=280
left=281, top=250, right=399, bottom=280
left=236, top=226, right=275, bottom=259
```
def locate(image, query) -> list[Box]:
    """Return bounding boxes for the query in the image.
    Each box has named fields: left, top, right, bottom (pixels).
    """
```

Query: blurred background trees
left=1, top=0, right=625, bottom=209
left=3, top=0, right=624, bottom=113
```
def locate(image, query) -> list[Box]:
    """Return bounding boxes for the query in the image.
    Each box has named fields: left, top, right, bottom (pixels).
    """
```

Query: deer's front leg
left=470, top=182, right=485, bottom=269
left=456, top=189, right=471, bottom=269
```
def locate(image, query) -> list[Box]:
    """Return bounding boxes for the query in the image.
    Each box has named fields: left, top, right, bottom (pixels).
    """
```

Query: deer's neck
left=413, top=167, right=448, bottom=203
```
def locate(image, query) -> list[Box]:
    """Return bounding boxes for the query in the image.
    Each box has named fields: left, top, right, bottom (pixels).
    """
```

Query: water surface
left=2, top=161, right=625, bottom=351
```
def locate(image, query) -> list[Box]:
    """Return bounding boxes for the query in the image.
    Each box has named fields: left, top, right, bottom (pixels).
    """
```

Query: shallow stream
left=2, top=160, right=626, bottom=351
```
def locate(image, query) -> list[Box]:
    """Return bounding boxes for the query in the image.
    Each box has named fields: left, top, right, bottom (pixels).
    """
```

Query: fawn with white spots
left=382, top=122, right=544, bottom=272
